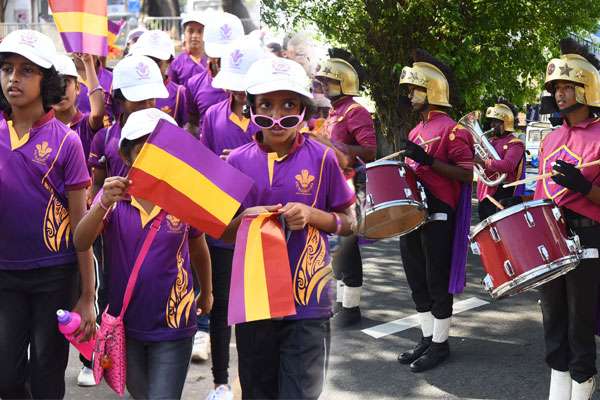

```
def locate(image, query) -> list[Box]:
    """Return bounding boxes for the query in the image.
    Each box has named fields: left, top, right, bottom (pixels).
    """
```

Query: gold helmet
left=544, top=52, right=600, bottom=108
left=486, top=103, right=515, bottom=132
left=399, top=62, right=451, bottom=108
left=315, top=58, right=360, bottom=96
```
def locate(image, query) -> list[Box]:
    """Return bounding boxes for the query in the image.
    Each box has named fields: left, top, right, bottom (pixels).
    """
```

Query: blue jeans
left=126, top=336, right=194, bottom=399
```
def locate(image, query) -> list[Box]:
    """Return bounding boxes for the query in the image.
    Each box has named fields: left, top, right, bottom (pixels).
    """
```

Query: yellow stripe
left=244, top=215, right=270, bottom=320
left=133, top=143, right=240, bottom=224
left=7, top=120, right=29, bottom=150
left=130, top=196, right=161, bottom=228
left=311, top=147, right=330, bottom=207
left=53, top=12, right=108, bottom=37
left=228, top=113, right=250, bottom=132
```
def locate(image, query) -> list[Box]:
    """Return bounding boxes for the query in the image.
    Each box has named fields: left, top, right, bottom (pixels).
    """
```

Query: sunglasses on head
left=250, top=108, right=305, bottom=129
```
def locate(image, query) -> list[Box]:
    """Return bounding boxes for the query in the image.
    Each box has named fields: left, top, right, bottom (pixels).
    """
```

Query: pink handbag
left=93, top=212, right=165, bottom=396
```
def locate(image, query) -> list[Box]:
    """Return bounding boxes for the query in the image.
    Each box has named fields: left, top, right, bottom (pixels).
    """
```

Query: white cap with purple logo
left=131, top=30, right=175, bottom=61
left=245, top=58, right=312, bottom=98
left=112, top=55, right=169, bottom=102
left=212, top=39, right=267, bottom=92
left=120, top=108, right=176, bottom=147
left=203, top=12, right=245, bottom=58
left=0, top=30, right=57, bottom=69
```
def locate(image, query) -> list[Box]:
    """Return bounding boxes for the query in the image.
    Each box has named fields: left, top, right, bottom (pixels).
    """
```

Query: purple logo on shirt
left=220, top=24, right=232, bottom=40
left=136, top=62, right=151, bottom=79
left=272, top=60, right=291, bottom=75
left=295, top=169, right=315, bottom=195
left=19, top=31, right=37, bottom=47
left=230, top=49, right=244, bottom=68
left=542, top=145, right=581, bottom=199
left=166, top=214, right=183, bottom=233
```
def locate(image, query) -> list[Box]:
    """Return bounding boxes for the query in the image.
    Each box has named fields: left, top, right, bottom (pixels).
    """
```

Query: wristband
left=98, top=196, right=111, bottom=211
left=332, top=212, right=342, bottom=235
left=87, top=85, right=103, bottom=97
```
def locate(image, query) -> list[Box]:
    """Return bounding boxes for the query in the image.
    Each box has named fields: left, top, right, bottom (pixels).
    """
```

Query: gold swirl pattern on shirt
left=42, top=182, right=71, bottom=253
left=166, top=230, right=194, bottom=329
left=293, top=225, right=332, bottom=306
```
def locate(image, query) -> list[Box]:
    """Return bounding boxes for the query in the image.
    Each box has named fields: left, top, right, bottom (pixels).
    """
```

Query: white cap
left=203, top=12, right=245, bottom=58
left=246, top=58, right=312, bottom=98
left=54, top=54, right=78, bottom=78
left=112, top=55, right=169, bottom=101
left=131, top=30, right=175, bottom=61
left=120, top=108, right=176, bottom=147
left=212, top=40, right=266, bottom=91
left=0, top=30, right=56, bottom=69
left=181, top=12, right=209, bottom=28
left=126, top=27, right=147, bottom=44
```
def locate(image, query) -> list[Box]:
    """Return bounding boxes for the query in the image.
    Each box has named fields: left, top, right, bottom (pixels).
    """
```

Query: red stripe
left=261, top=218, right=296, bottom=318
left=49, top=0, right=107, bottom=16
left=128, top=168, right=227, bottom=239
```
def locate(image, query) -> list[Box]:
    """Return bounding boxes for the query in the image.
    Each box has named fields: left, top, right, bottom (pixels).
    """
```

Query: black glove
left=400, top=139, right=434, bottom=166
left=551, top=160, right=592, bottom=195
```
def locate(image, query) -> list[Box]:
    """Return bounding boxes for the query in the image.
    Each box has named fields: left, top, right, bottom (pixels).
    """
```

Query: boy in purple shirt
left=74, top=108, right=213, bottom=399
left=168, top=12, right=209, bottom=85
left=222, top=58, right=355, bottom=399
left=0, top=30, right=96, bottom=398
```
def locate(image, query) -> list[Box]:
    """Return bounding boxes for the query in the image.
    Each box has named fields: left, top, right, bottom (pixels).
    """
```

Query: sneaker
left=331, top=306, right=361, bottom=328
left=192, top=331, right=210, bottom=362
left=206, top=384, right=233, bottom=400
left=77, top=366, right=97, bottom=387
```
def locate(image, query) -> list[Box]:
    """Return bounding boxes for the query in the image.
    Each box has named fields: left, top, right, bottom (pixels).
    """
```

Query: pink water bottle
left=57, top=309, right=94, bottom=361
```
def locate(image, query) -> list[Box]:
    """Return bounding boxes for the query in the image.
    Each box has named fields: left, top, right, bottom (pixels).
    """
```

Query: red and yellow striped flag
left=49, top=0, right=108, bottom=56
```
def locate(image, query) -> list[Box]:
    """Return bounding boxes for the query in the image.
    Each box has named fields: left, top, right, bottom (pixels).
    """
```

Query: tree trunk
left=222, top=0, right=256, bottom=33
left=145, top=0, right=180, bottom=16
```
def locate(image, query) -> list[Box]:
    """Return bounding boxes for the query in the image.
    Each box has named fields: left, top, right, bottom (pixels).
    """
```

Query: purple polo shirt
left=95, top=195, right=200, bottom=341
left=76, top=66, right=114, bottom=124
left=156, top=80, right=188, bottom=127
left=0, top=111, right=91, bottom=269
left=186, top=69, right=228, bottom=131
left=168, top=52, right=208, bottom=86
left=87, top=121, right=128, bottom=177
left=69, top=111, right=100, bottom=163
left=228, top=133, right=355, bottom=319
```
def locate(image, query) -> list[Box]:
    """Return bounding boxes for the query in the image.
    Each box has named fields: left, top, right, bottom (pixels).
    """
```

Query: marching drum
left=360, top=160, right=427, bottom=239
left=470, top=199, right=581, bottom=299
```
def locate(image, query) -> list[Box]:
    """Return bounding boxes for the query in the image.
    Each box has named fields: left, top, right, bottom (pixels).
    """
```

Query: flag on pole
left=127, top=119, right=254, bottom=239
left=228, top=213, right=296, bottom=325
left=107, top=19, right=125, bottom=47
left=49, top=0, right=108, bottom=56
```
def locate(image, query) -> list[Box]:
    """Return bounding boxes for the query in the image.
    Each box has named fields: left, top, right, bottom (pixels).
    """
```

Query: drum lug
left=566, top=235, right=581, bottom=254
left=470, top=241, right=481, bottom=255
left=538, top=245, right=550, bottom=262
left=552, top=207, right=562, bottom=222
left=482, top=274, right=494, bottom=292
left=398, top=167, right=406, bottom=178
left=404, top=188, right=413, bottom=198
left=524, top=211, right=535, bottom=228
left=503, top=260, right=515, bottom=277
left=367, top=193, right=374, bottom=206
left=489, top=226, right=501, bottom=242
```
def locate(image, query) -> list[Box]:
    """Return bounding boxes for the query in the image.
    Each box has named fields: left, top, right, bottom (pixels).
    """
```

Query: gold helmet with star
left=486, top=101, right=515, bottom=132
left=315, top=58, right=360, bottom=96
left=399, top=49, right=453, bottom=108
left=544, top=38, right=600, bottom=108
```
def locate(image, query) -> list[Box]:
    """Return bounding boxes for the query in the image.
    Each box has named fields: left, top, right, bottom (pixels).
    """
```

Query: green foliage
left=262, top=0, right=600, bottom=145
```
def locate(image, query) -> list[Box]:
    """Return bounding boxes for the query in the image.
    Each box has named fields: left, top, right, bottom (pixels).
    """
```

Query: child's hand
left=197, top=292, right=214, bottom=316
left=101, top=177, right=130, bottom=207
left=242, top=204, right=282, bottom=217
left=280, top=202, right=312, bottom=230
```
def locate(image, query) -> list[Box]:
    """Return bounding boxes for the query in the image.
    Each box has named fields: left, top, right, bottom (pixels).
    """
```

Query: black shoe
left=331, top=306, right=361, bottom=328
left=409, top=341, right=450, bottom=373
left=333, top=302, right=342, bottom=314
left=397, top=336, right=432, bottom=364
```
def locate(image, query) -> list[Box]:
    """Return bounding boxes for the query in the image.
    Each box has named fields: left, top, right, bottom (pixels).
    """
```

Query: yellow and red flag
left=49, top=0, right=108, bottom=56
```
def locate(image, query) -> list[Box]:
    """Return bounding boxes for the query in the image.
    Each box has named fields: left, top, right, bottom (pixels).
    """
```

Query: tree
left=261, top=0, right=600, bottom=147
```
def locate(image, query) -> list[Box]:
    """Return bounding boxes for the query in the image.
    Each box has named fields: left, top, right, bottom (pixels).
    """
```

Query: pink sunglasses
left=250, top=108, right=305, bottom=129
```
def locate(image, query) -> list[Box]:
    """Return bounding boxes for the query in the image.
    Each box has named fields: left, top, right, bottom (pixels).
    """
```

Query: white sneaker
left=77, top=366, right=97, bottom=387
left=191, top=331, right=210, bottom=362
left=206, top=385, right=233, bottom=400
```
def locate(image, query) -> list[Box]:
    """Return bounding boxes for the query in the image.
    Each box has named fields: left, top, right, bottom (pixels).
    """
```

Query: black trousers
left=399, top=192, right=455, bottom=319
left=0, top=265, right=76, bottom=399
left=540, top=221, right=600, bottom=383
left=81, top=238, right=106, bottom=369
left=236, top=318, right=330, bottom=400
left=478, top=184, right=516, bottom=221
left=208, top=246, right=233, bottom=385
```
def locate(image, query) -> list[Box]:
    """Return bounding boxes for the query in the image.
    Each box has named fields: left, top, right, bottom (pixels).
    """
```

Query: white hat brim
left=247, top=80, right=312, bottom=98
left=212, top=71, right=246, bottom=91
left=121, top=82, right=169, bottom=102
left=0, top=43, right=52, bottom=69
left=204, top=42, right=229, bottom=58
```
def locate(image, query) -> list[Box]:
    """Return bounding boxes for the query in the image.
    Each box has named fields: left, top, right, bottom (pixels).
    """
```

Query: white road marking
left=361, top=297, right=490, bottom=339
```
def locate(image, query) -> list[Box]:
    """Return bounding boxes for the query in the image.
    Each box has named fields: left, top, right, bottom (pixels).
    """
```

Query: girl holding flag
left=0, top=30, right=96, bottom=398
left=222, top=57, right=356, bottom=399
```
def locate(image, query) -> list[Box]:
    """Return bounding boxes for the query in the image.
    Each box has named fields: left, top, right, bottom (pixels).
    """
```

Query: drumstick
left=503, top=159, right=600, bottom=188
left=379, top=136, right=442, bottom=161
left=485, top=194, right=504, bottom=210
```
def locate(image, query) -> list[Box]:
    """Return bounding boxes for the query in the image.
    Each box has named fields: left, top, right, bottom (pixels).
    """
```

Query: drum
left=360, top=160, right=427, bottom=239
left=470, top=199, right=581, bottom=299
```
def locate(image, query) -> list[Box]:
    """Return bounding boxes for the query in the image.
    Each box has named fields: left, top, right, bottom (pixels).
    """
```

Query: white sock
left=418, top=312, right=434, bottom=337
left=336, top=281, right=344, bottom=303
left=571, top=376, right=595, bottom=400
left=432, top=317, right=451, bottom=343
left=342, top=286, right=361, bottom=308
left=548, top=369, right=571, bottom=400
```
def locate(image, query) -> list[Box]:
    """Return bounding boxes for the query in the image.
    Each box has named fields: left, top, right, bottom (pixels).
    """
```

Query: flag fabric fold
left=49, top=0, right=108, bottom=56
left=127, top=119, right=254, bottom=239
left=228, top=213, right=296, bottom=325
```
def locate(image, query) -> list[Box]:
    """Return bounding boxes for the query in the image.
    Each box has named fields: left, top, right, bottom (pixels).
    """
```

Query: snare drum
left=470, top=199, right=581, bottom=299
left=360, top=160, right=427, bottom=239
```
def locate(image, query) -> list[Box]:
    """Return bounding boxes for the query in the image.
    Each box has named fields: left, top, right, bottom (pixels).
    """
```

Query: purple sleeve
left=345, top=107, right=377, bottom=149
left=168, top=57, right=180, bottom=85
left=324, top=150, right=355, bottom=212
left=63, top=131, right=91, bottom=190
left=88, top=128, right=107, bottom=169
left=487, top=141, right=525, bottom=173
left=200, top=106, right=215, bottom=152
left=227, top=150, right=258, bottom=210
left=189, top=226, right=202, bottom=238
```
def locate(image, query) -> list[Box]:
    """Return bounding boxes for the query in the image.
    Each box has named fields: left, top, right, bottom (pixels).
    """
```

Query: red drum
left=360, top=160, right=427, bottom=239
left=470, top=199, right=581, bottom=299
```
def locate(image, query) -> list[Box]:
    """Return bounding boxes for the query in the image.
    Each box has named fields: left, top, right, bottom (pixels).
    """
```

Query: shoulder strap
left=119, top=210, right=165, bottom=318
left=311, top=147, right=331, bottom=207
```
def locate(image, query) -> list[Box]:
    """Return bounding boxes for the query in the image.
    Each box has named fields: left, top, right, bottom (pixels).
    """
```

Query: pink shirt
left=534, top=117, right=600, bottom=222
left=476, top=134, right=525, bottom=201
left=406, top=111, right=474, bottom=209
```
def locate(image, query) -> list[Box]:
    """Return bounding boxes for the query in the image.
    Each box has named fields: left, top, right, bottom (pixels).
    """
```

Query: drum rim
left=366, top=159, right=406, bottom=168
left=361, top=203, right=427, bottom=239
left=365, top=199, right=426, bottom=213
left=488, top=254, right=579, bottom=299
left=469, top=199, right=555, bottom=240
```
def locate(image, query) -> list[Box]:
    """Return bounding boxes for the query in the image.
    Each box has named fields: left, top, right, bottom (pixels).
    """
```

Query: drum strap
left=581, top=248, right=599, bottom=259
